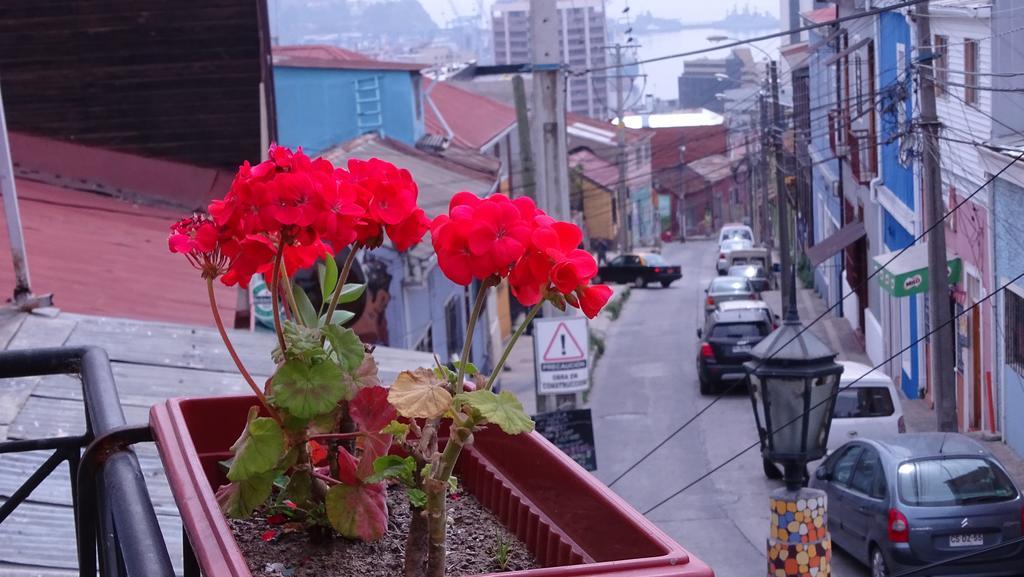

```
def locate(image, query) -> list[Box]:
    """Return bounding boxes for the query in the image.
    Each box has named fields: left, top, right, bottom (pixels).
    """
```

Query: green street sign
left=874, top=244, right=962, bottom=298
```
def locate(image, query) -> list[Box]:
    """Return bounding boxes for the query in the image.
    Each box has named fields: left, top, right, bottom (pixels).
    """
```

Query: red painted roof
left=569, top=149, right=617, bottom=190
left=424, top=80, right=516, bottom=151
left=801, top=5, right=837, bottom=24
left=273, top=44, right=425, bottom=72
left=651, top=125, right=727, bottom=171
left=0, top=178, right=235, bottom=326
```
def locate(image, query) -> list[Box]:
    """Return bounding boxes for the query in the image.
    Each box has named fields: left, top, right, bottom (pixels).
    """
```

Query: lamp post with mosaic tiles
left=745, top=298, right=844, bottom=577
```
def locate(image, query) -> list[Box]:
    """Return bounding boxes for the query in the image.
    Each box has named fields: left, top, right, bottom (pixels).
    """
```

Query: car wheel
left=762, top=458, right=783, bottom=480
left=871, top=547, right=889, bottom=577
left=634, top=275, right=647, bottom=289
left=660, top=280, right=672, bottom=288
left=699, top=374, right=714, bottom=395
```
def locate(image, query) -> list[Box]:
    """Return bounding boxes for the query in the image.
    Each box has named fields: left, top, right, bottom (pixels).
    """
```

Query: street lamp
left=745, top=278, right=843, bottom=575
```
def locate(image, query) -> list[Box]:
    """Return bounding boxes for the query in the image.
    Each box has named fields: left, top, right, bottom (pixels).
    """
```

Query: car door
left=605, top=256, right=627, bottom=283
left=841, top=447, right=888, bottom=563
left=822, top=444, right=865, bottom=552
left=621, top=254, right=643, bottom=282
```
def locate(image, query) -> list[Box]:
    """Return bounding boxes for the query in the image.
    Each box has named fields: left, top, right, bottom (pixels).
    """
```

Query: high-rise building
left=491, top=0, right=608, bottom=119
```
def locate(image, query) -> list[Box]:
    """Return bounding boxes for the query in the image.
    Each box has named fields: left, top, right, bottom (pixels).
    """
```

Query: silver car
left=811, top=434, right=1024, bottom=577
left=704, top=276, right=757, bottom=316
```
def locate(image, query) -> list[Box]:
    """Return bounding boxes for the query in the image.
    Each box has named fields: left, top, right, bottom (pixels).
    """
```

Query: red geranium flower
left=169, top=215, right=231, bottom=279
left=573, top=284, right=613, bottom=318
left=386, top=208, right=430, bottom=253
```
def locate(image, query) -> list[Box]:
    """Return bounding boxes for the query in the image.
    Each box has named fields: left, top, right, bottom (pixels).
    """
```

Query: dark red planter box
left=151, top=395, right=715, bottom=577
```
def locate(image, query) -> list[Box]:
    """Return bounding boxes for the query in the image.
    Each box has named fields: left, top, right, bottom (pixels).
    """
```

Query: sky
left=417, top=0, right=781, bottom=28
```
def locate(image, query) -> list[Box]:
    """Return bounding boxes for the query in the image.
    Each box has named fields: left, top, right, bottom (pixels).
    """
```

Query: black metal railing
left=0, top=347, right=174, bottom=577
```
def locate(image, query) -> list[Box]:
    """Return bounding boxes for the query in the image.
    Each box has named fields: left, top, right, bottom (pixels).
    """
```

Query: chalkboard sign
left=533, top=408, right=597, bottom=471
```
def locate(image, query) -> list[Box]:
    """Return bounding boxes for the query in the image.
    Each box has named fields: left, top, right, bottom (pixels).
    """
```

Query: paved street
left=587, top=240, right=867, bottom=577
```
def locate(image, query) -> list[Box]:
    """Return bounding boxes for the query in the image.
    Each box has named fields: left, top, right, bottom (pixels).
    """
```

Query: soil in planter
left=229, top=484, right=537, bottom=576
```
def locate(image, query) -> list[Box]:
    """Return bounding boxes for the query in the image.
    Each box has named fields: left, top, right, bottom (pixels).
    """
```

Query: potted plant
left=152, top=145, right=714, bottom=577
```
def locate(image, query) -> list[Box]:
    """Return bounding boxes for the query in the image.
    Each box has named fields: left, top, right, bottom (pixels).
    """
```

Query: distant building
left=490, top=0, right=608, bottom=118
left=677, top=48, right=758, bottom=113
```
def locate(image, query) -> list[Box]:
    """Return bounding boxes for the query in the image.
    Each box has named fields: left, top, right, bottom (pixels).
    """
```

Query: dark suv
left=696, top=309, right=772, bottom=395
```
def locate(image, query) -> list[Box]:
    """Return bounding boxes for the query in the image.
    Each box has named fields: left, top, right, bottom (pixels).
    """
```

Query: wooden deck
left=0, top=309, right=432, bottom=576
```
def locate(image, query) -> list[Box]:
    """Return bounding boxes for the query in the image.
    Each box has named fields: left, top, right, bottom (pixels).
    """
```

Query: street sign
left=533, top=316, right=589, bottom=394
left=533, top=408, right=597, bottom=471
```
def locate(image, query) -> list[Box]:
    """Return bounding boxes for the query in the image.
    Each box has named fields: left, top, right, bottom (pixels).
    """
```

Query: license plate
left=949, top=533, right=984, bottom=547
left=733, top=345, right=751, bottom=353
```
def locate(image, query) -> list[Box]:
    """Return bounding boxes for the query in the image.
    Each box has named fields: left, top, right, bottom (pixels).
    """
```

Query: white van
left=761, top=360, right=905, bottom=478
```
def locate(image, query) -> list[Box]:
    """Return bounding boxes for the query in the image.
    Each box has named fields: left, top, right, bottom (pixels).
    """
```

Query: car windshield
left=898, top=457, right=1018, bottom=507
left=728, top=266, right=764, bottom=278
left=643, top=254, right=667, bottom=266
left=710, top=322, right=769, bottom=338
left=710, top=278, right=752, bottom=293
left=721, top=240, right=752, bottom=251
left=832, top=387, right=895, bottom=418
left=723, top=229, right=752, bottom=241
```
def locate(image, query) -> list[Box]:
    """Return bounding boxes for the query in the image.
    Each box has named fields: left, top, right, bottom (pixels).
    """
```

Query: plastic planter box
left=151, top=395, right=715, bottom=577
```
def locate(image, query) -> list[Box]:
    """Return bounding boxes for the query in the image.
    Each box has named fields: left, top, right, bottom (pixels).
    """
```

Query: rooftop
left=424, top=79, right=517, bottom=151
left=685, top=154, right=733, bottom=183
left=619, top=109, right=725, bottom=130
left=569, top=148, right=618, bottom=190
left=800, top=5, right=837, bottom=25
left=273, top=44, right=425, bottom=72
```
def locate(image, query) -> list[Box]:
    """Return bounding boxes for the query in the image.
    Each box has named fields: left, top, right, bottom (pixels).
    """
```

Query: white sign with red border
left=533, top=316, right=589, bottom=394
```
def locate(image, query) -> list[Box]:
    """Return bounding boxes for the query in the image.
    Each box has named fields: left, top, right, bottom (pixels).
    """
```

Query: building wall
left=581, top=179, right=616, bottom=241
left=993, top=177, right=1024, bottom=453
left=991, top=0, right=1024, bottom=139
left=808, top=25, right=842, bottom=308
left=275, top=67, right=423, bottom=154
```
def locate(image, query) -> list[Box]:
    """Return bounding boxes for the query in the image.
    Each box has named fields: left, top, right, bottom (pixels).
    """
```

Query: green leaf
left=275, top=321, right=326, bottom=364
left=447, top=475, right=459, bottom=493
left=453, top=360, right=479, bottom=377
left=456, top=390, right=535, bottom=435
left=271, top=359, right=346, bottom=419
left=227, top=407, right=285, bottom=481
left=364, top=455, right=416, bottom=485
left=380, top=420, right=409, bottom=444
left=320, top=310, right=356, bottom=326
left=216, top=470, right=277, bottom=518
left=292, top=283, right=319, bottom=327
left=407, top=488, right=427, bottom=508
left=337, top=283, right=366, bottom=304
left=321, top=325, right=364, bottom=371
left=326, top=482, right=388, bottom=541
left=283, top=469, right=312, bottom=508
left=320, top=257, right=339, bottom=305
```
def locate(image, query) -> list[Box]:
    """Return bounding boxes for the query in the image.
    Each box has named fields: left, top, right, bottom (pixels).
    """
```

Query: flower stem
left=323, top=247, right=359, bottom=326
left=206, top=278, right=282, bottom=424
left=484, top=301, right=543, bottom=392
left=270, top=243, right=287, bottom=354
left=453, top=279, right=492, bottom=401
left=279, top=257, right=302, bottom=326
left=308, top=432, right=364, bottom=441
left=312, top=471, right=340, bottom=486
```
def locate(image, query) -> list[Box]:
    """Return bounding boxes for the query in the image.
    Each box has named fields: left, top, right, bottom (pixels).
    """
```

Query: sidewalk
left=765, top=287, right=1024, bottom=488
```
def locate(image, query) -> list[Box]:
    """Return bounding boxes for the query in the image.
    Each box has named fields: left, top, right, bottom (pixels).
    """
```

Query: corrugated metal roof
left=273, top=44, right=425, bottom=71
left=321, top=134, right=495, bottom=215
left=569, top=149, right=617, bottom=190
left=424, top=79, right=517, bottom=151
left=685, top=154, right=733, bottom=183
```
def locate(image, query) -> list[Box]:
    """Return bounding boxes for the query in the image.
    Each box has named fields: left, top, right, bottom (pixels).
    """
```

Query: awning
left=806, top=220, right=866, bottom=267
left=872, top=243, right=963, bottom=297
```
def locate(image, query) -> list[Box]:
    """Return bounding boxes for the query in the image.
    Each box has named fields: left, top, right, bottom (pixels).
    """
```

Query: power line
left=575, top=0, right=929, bottom=75
left=641, top=268, right=1024, bottom=516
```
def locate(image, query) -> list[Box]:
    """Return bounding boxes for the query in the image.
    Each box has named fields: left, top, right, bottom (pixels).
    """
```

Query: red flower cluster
left=168, top=214, right=230, bottom=279
left=174, top=145, right=428, bottom=287
left=431, top=194, right=612, bottom=318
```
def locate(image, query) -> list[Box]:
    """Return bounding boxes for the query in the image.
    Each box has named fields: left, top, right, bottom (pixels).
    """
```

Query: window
left=610, top=255, right=625, bottom=267
left=444, top=297, right=462, bottom=362
left=849, top=452, right=884, bottom=498
left=710, top=322, right=770, bottom=339
left=831, top=445, right=865, bottom=487
left=898, top=458, right=1017, bottom=506
left=933, top=35, right=948, bottom=94
left=415, top=327, right=433, bottom=353
left=964, top=39, right=979, bottom=106
left=833, top=387, right=896, bottom=419
left=1006, top=288, right=1024, bottom=375
left=634, top=148, right=642, bottom=168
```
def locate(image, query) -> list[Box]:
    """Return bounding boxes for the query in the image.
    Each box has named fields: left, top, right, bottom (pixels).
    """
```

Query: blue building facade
left=876, top=10, right=922, bottom=398
left=275, top=66, right=424, bottom=154
left=993, top=176, right=1024, bottom=455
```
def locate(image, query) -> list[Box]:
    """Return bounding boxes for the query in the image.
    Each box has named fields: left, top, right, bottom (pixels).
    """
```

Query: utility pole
left=511, top=74, right=536, bottom=201
left=530, top=0, right=573, bottom=413
left=613, top=44, right=631, bottom=253
left=914, top=2, right=958, bottom=432
left=770, top=61, right=793, bottom=319
left=758, top=89, right=771, bottom=248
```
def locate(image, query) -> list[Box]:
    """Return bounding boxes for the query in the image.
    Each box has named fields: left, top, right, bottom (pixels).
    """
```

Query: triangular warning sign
left=542, top=322, right=586, bottom=362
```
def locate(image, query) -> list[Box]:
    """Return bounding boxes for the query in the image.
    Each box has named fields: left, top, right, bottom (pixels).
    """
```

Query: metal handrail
left=0, top=346, right=174, bottom=577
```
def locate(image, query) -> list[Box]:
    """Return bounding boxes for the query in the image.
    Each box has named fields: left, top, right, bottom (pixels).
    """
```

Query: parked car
left=717, top=237, right=754, bottom=274
left=761, top=362, right=905, bottom=480
left=727, top=264, right=771, bottom=293
left=595, top=252, right=682, bottom=288
left=810, top=434, right=1024, bottom=577
left=718, top=223, right=754, bottom=245
left=696, top=307, right=772, bottom=395
left=704, top=276, right=757, bottom=316
left=715, top=299, right=779, bottom=330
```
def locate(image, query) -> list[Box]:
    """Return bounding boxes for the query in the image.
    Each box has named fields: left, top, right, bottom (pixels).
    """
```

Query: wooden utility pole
left=758, top=89, right=771, bottom=247
left=511, top=74, right=536, bottom=200
left=914, top=2, right=958, bottom=432
left=770, top=61, right=793, bottom=319
left=530, top=0, right=573, bottom=413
